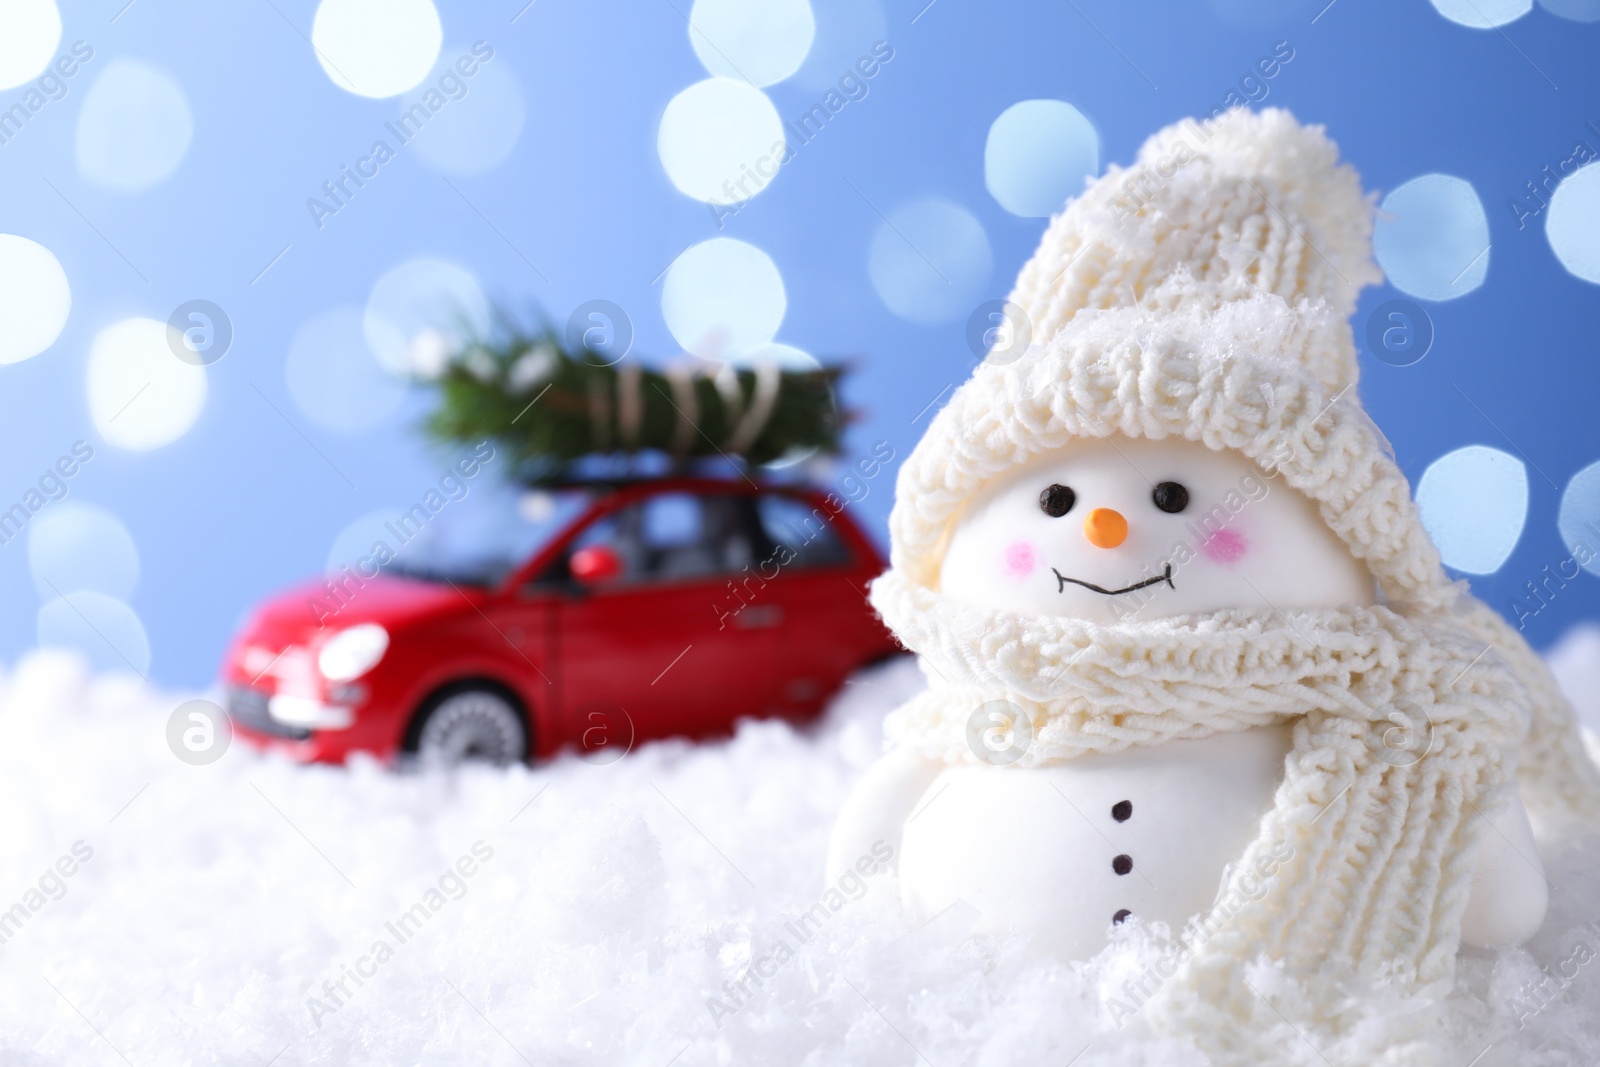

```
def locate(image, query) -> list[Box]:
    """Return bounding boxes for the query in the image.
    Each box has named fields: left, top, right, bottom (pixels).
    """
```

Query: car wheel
left=413, top=687, right=527, bottom=767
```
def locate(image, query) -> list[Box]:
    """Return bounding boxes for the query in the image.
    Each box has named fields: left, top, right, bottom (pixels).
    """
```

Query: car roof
left=531, top=474, right=815, bottom=497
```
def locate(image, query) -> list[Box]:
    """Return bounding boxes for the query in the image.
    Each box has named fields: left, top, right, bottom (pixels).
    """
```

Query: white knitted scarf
left=871, top=568, right=1531, bottom=1056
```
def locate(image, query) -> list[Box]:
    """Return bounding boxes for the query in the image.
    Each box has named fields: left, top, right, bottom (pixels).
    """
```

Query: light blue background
left=1, top=0, right=1596, bottom=686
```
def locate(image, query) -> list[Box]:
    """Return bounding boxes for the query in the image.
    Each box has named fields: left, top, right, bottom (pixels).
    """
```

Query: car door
left=549, top=488, right=781, bottom=745
left=748, top=491, right=869, bottom=717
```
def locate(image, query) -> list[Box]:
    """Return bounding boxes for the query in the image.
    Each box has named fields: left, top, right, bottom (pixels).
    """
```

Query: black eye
left=1039, top=483, right=1075, bottom=517
left=1152, top=481, right=1189, bottom=514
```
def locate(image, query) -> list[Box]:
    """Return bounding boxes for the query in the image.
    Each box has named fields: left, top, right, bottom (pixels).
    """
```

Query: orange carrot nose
left=1084, top=507, right=1128, bottom=549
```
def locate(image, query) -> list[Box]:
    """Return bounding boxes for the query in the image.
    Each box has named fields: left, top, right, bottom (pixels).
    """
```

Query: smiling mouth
left=1051, top=563, right=1174, bottom=596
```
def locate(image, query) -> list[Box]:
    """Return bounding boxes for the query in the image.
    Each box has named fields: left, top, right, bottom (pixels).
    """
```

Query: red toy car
left=221, top=477, right=898, bottom=765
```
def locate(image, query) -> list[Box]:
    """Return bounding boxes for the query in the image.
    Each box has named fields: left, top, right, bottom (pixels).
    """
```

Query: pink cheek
left=1200, top=527, right=1250, bottom=565
left=1002, top=540, right=1037, bottom=578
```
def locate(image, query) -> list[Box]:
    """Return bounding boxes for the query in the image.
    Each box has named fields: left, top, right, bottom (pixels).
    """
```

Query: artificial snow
left=1, top=637, right=1599, bottom=1065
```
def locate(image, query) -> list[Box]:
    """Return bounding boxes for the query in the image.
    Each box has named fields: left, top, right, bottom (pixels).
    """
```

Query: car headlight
left=318, top=623, right=389, bottom=681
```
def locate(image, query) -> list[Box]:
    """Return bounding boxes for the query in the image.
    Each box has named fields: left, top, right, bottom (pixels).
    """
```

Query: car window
left=376, top=484, right=593, bottom=587
left=642, top=492, right=701, bottom=548
left=757, top=494, right=852, bottom=570
left=558, top=491, right=762, bottom=586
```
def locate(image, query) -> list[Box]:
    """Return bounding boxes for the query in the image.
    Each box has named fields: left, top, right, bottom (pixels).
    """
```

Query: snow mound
left=0, top=636, right=1596, bottom=1065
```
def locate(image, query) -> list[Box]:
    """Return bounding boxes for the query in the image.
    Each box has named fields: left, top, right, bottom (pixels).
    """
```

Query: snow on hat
left=887, top=107, right=1453, bottom=613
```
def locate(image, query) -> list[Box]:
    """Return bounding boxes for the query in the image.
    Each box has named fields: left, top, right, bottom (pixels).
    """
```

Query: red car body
left=220, top=477, right=898, bottom=764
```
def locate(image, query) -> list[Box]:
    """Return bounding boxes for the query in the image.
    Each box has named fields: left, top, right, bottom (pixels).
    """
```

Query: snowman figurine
left=828, top=110, right=1600, bottom=1051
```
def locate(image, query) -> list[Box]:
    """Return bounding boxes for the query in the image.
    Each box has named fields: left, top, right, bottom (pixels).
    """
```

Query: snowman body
left=830, top=436, right=1549, bottom=956
left=900, top=725, right=1291, bottom=959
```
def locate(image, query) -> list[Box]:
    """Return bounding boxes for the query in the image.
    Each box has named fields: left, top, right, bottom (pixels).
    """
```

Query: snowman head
left=939, top=435, right=1375, bottom=622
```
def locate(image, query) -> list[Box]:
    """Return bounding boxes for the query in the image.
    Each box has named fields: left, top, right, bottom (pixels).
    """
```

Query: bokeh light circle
left=661, top=237, right=786, bottom=359
left=689, top=0, right=815, bottom=86
left=28, top=501, right=139, bottom=601
left=287, top=306, right=406, bottom=434
left=312, top=0, right=442, bottom=99
left=1428, top=0, right=1532, bottom=27
left=1416, top=445, right=1527, bottom=574
left=984, top=100, right=1099, bottom=218
left=88, top=317, right=208, bottom=451
left=37, top=592, right=150, bottom=677
left=76, top=59, right=194, bottom=193
left=1538, top=0, right=1600, bottom=21
left=1546, top=164, right=1600, bottom=285
left=1373, top=174, right=1490, bottom=301
left=0, top=0, right=60, bottom=90
left=1559, top=459, right=1600, bottom=577
left=0, top=234, right=69, bottom=364
left=868, top=197, right=994, bottom=325
left=403, top=47, right=527, bottom=177
left=790, top=0, right=885, bottom=91
left=326, top=509, right=405, bottom=576
left=658, top=78, right=785, bottom=204
left=363, top=257, right=491, bottom=377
